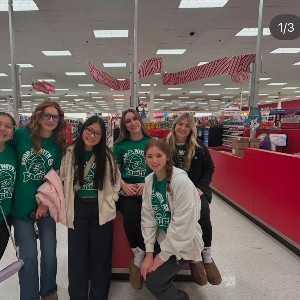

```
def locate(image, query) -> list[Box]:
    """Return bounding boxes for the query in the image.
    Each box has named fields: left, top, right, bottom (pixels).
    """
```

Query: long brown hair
left=166, top=113, right=200, bottom=171
left=114, top=108, right=151, bottom=144
left=144, top=139, right=173, bottom=192
left=26, top=100, right=67, bottom=154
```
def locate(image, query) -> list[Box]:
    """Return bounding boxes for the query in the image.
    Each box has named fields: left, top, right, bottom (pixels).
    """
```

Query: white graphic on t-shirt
left=82, top=163, right=96, bottom=190
left=151, top=191, right=170, bottom=227
left=124, top=149, right=146, bottom=177
left=0, top=164, right=15, bottom=199
left=22, top=148, right=53, bottom=182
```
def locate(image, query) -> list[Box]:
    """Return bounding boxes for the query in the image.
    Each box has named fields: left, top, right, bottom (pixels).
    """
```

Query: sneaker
left=129, top=259, right=143, bottom=290
left=204, top=259, right=222, bottom=285
left=189, top=261, right=208, bottom=286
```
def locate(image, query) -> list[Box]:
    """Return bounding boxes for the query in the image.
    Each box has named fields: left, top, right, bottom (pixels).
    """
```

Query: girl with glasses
left=0, top=112, right=16, bottom=261
left=10, top=100, right=66, bottom=300
left=60, top=115, right=120, bottom=300
left=113, top=108, right=152, bottom=289
left=166, top=113, right=221, bottom=286
left=141, top=139, right=204, bottom=300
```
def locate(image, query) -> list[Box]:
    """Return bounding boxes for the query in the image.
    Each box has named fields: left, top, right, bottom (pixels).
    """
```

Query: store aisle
left=1, top=194, right=300, bottom=300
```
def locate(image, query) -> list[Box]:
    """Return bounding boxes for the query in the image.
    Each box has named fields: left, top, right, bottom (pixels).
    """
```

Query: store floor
left=1, top=194, right=300, bottom=300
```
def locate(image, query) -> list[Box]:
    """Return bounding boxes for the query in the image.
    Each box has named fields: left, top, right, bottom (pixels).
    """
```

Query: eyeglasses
left=84, top=127, right=102, bottom=138
left=0, top=121, right=14, bottom=130
left=42, top=113, right=60, bottom=122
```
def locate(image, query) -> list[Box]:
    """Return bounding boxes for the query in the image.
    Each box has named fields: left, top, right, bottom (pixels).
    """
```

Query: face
left=145, top=146, right=167, bottom=174
left=40, top=106, right=60, bottom=133
left=124, top=112, right=142, bottom=135
left=82, top=122, right=102, bottom=151
left=0, top=115, right=15, bottom=144
left=174, top=118, right=191, bottom=143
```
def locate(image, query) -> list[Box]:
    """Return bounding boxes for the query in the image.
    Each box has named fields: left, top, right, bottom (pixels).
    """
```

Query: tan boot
left=204, top=259, right=222, bottom=285
left=129, top=258, right=143, bottom=290
left=42, top=291, right=58, bottom=300
left=189, top=261, right=208, bottom=286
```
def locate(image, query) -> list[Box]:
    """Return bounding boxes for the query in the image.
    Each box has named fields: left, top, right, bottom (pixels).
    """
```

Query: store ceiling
left=0, top=0, right=300, bottom=115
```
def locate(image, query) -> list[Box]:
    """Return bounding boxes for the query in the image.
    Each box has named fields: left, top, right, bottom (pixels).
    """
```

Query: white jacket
left=60, top=145, right=121, bottom=228
left=142, top=167, right=204, bottom=262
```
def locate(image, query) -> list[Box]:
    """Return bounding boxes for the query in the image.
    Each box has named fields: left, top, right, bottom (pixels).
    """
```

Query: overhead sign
left=247, top=107, right=262, bottom=130
left=32, top=80, right=55, bottom=94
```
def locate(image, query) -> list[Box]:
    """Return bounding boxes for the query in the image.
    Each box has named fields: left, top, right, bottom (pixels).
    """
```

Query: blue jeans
left=13, top=216, right=57, bottom=300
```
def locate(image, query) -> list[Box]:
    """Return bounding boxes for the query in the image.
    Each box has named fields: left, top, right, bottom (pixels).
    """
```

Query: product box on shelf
left=232, top=137, right=250, bottom=150
left=232, top=148, right=244, bottom=158
left=249, top=138, right=261, bottom=149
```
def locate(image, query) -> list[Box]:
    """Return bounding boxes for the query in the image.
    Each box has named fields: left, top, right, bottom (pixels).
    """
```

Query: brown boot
left=42, top=291, right=58, bottom=300
left=129, top=259, right=143, bottom=290
left=204, top=259, right=222, bottom=285
left=189, top=261, right=208, bottom=286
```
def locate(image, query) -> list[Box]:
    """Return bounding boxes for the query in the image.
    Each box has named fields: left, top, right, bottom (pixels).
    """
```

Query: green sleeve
left=53, top=150, right=62, bottom=171
left=113, top=144, right=122, bottom=165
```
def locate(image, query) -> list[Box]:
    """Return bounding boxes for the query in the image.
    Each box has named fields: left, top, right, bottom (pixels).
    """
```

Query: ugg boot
left=129, top=258, right=143, bottom=289
left=204, top=259, right=222, bottom=285
left=189, top=261, right=208, bottom=286
left=42, top=291, right=58, bottom=300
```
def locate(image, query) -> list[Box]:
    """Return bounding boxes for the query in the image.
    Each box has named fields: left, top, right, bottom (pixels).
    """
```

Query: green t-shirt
left=113, top=136, right=152, bottom=184
left=151, top=175, right=170, bottom=232
left=76, top=151, right=98, bottom=198
left=11, top=128, right=62, bottom=220
left=176, top=144, right=185, bottom=170
left=0, top=144, right=17, bottom=222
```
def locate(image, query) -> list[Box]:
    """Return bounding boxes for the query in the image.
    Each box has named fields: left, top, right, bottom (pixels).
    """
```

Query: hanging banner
left=247, top=107, right=262, bottom=130
left=32, top=80, right=55, bottom=94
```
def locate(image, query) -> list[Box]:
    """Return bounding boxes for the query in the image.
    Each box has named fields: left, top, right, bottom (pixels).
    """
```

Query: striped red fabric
left=162, top=54, right=256, bottom=85
left=138, top=57, right=162, bottom=77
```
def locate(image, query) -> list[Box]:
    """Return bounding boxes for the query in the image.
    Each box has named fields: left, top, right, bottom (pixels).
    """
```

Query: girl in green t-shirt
left=11, top=100, right=66, bottom=300
left=113, top=108, right=152, bottom=290
left=0, top=112, right=17, bottom=260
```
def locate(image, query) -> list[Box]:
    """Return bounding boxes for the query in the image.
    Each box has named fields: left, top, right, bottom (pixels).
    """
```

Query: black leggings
left=0, top=215, right=11, bottom=260
left=116, top=195, right=145, bottom=251
left=199, top=195, right=212, bottom=248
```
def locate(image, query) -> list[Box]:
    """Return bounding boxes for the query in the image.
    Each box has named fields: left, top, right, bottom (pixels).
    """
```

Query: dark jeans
left=199, top=195, right=212, bottom=248
left=0, top=215, right=11, bottom=260
left=116, top=195, right=145, bottom=250
left=146, top=256, right=189, bottom=300
left=68, top=197, right=113, bottom=300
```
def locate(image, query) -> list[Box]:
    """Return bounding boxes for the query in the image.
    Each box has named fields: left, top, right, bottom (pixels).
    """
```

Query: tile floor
left=1, top=194, right=300, bottom=300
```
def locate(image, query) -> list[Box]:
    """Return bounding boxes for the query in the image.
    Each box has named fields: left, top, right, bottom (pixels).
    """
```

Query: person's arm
left=158, top=176, right=199, bottom=262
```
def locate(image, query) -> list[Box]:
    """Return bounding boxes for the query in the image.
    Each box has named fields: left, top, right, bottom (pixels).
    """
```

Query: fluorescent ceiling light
left=160, top=94, right=172, bottom=96
left=235, top=28, right=270, bottom=36
left=42, top=50, right=71, bottom=56
left=179, top=0, right=228, bottom=8
left=8, top=63, right=34, bottom=68
left=258, top=94, right=269, bottom=96
left=0, top=0, right=39, bottom=11
left=185, top=102, right=195, bottom=104
left=282, top=87, right=299, bottom=90
left=38, top=79, right=56, bottom=82
left=103, top=63, right=126, bottom=68
left=267, top=83, right=287, bottom=86
left=154, top=98, right=164, bottom=101
left=204, top=83, right=221, bottom=86
left=265, top=100, right=274, bottom=103
left=0, top=89, right=12, bottom=91
left=78, top=84, right=94, bottom=87
left=21, top=84, right=32, bottom=87
left=207, top=94, right=220, bottom=96
left=48, top=96, right=59, bottom=99
left=178, top=96, right=189, bottom=99
left=167, top=88, right=182, bottom=90
left=224, top=87, right=239, bottom=90
left=86, top=92, right=99, bottom=94
left=93, top=30, right=129, bottom=38
left=56, top=88, right=69, bottom=91
left=139, top=91, right=149, bottom=94
left=95, top=100, right=105, bottom=102
left=113, top=94, right=124, bottom=97
left=270, top=48, right=300, bottom=54
left=65, top=72, right=86, bottom=76
left=209, top=99, right=220, bottom=102
left=141, top=83, right=157, bottom=86
left=21, top=95, right=31, bottom=97
left=66, top=95, right=78, bottom=97
left=197, top=62, right=209, bottom=66
left=156, top=49, right=186, bottom=55
left=293, top=62, right=300, bottom=65
left=267, top=96, right=278, bottom=99
left=0, top=73, right=8, bottom=76
left=189, top=91, right=203, bottom=93
left=259, top=77, right=271, bottom=80
left=92, top=96, right=103, bottom=99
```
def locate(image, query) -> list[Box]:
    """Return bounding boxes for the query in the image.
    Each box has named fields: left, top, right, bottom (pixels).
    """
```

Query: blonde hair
left=114, top=108, right=151, bottom=144
left=166, top=113, right=200, bottom=171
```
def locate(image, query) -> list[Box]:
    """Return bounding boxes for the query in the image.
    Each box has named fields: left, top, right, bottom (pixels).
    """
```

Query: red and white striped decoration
left=138, top=57, right=162, bottom=77
left=162, top=54, right=256, bottom=85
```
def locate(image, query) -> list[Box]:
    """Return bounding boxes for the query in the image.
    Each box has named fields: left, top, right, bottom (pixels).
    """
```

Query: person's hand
left=196, top=188, right=204, bottom=197
left=141, top=253, right=153, bottom=281
left=121, top=183, right=137, bottom=196
left=150, top=254, right=165, bottom=272
left=135, top=183, right=144, bottom=196
left=35, top=203, right=49, bottom=218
